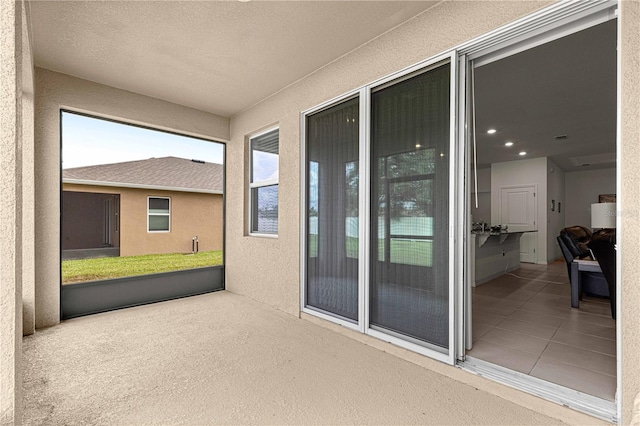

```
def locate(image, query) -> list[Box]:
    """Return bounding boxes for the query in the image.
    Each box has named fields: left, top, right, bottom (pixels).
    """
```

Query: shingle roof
left=63, top=157, right=223, bottom=193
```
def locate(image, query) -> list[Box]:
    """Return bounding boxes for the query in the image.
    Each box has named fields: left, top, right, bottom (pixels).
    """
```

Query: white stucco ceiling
left=30, top=0, right=439, bottom=117
left=30, top=2, right=617, bottom=173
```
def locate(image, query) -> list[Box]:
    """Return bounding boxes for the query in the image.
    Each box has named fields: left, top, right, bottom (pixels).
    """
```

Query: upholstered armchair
left=557, top=226, right=593, bottom=278
left=557, top=225, right=609, bottom=307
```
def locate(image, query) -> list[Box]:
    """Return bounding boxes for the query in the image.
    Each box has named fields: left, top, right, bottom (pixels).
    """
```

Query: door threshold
left=458, top=356, right=617, bottom=423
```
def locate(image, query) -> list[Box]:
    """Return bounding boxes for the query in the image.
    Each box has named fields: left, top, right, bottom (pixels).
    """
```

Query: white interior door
left=500, top=185, right=537, bottom=263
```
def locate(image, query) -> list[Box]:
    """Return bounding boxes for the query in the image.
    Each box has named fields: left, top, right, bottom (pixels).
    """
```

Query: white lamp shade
left=591, top=202, right=616, bottom=229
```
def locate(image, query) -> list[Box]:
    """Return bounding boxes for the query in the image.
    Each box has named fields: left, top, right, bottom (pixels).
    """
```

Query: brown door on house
left=62, top=191, right=120, bottom=257
left=103, top=195, right=120, bottom=248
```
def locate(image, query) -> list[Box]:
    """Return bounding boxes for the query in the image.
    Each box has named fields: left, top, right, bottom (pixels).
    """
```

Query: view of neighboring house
left=4, top=0, right=640, bottom=424
left=62, top=156, right=223, bottom=259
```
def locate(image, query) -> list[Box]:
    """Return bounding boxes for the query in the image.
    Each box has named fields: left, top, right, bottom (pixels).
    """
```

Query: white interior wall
left=491, top=157, right=548, bottom=264
left=546, top=158, right=565, bottom=262
left=471, top=167, right=491, bottom=224
left=564, top=168, right=616, bottom=228
left=491, top=157, right=570, bottom=264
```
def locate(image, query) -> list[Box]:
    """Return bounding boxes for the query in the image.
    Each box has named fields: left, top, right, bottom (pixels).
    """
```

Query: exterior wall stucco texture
left=16, top=0, right=639, bottom=423
left=63, top=184, right=223, bottom=256
left=0, top=1, right=25, bottom=423
left=225, top=0, right=640, bottom=422
left=620, top=1, right=640, bottom=423
left=226, top=0, right=552, bottom=317
left=34, top=69, right=229, bottom=329
left=21, top=0, right=35, bottom=339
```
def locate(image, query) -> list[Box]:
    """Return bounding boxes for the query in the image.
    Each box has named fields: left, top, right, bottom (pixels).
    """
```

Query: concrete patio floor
left=23, top=291, right=604, bottom=425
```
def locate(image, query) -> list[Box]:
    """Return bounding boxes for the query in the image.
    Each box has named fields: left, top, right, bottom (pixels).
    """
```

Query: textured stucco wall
left=0, top=1, right=24, bottom=423
left=21, top=0, right=35, bottom=338
left=62, top=184, right=223, bottom=256
left=633, top=391, right=640, bottom=425
left=20, top=0, right=638, bottom=422
left=117, top=190, right=223, bottom=256
left=620, top=1, right=640, bottom=423
left=35, top=69, right=229, bottom=328
left=226, top=1, right=552, bottom=316
left=226, top=0, right=640, bottom=421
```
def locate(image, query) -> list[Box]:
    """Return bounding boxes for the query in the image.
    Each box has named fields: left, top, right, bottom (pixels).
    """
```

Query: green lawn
left=308, top=235, right=432, bottom=267
left=62, top=250, right=223, bottom=285
left=386, top=239, right=433, bottom=267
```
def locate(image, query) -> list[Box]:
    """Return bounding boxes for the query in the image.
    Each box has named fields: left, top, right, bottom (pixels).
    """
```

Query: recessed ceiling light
left=504, top=141, right=514, bottom=147
left=487, top=129, right=497, bottom=134
left=440, top=153, right=444, bottom=157
left=415, top=144, right=421, bottom=148
left=519, top=151, right=527, bottom=156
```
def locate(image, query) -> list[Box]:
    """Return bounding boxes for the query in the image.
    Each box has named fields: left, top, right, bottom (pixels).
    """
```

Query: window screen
left=306, top=97, right=359, bottom=321
left=250, top=129, right=279, bottom=234
left=369, top=63, right=450, bottom=348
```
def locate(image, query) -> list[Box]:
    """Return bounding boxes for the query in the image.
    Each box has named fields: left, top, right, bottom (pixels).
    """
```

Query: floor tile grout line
left=549, top=337, right=617, bottom=357
left=470, top=261, right=615, bottom=400
left=556, top=324, right=617, bottom=341
left=534, top=352, right=618, bottom=379
left=529, top=320, right=561, bottom=375
left=542, top=339, right=617, bottom=365
left=473, top=336, right=545, bottom=362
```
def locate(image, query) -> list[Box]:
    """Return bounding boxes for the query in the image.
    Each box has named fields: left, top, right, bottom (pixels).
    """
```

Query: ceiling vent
left=568, top=153, right=616, bottom=167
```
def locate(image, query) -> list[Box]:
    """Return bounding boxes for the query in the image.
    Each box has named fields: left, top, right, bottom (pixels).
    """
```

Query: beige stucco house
left=62, top=157, right=224, bottom=258
left=2, top=0, right=640, bottom=424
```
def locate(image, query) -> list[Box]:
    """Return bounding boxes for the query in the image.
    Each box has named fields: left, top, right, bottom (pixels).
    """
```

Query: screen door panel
left=369, top=64, right=451, bottom=348
left=306, top=97, right=360, bottom=321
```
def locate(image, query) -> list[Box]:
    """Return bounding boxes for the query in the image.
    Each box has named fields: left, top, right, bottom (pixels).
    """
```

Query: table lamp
left=591, top=202, right=616, bottom=230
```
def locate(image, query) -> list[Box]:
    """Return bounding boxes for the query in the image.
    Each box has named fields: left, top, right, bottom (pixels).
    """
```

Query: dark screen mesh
left=370, top=64, right=450, bottom=348
left=250, top=129, right=279, bottom=234
left=251, top=185, right=278, bottom=234
left=148, top=197, right=169, bottom=212
left=306, top=97, right=359, bottom=321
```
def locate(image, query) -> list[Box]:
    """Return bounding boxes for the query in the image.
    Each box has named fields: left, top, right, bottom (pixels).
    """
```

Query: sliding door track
left=458, top=357, right=616, bottom=423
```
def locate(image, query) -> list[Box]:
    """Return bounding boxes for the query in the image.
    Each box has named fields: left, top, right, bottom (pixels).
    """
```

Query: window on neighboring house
left=249, top=128, right=279, bottom=235
left=148, top=196, right=171, bottom=232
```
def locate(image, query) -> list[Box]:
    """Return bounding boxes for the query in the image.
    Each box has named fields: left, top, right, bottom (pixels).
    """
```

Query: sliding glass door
left=369, top=64, right=451, bottom=348
left=305, top=97, right=360, bottom=321
left=303, top=54, right=455, bottom=359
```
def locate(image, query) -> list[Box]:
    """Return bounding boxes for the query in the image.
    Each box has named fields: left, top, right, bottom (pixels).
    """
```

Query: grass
left=308, top=235, right=433, bottom=267
left=62, top=250, right=223, bottom=285
left=385, top=239, right=433, bottom=267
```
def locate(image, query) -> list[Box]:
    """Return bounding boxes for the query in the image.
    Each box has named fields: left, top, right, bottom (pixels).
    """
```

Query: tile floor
left=467, top=260, right=616, bottom=401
